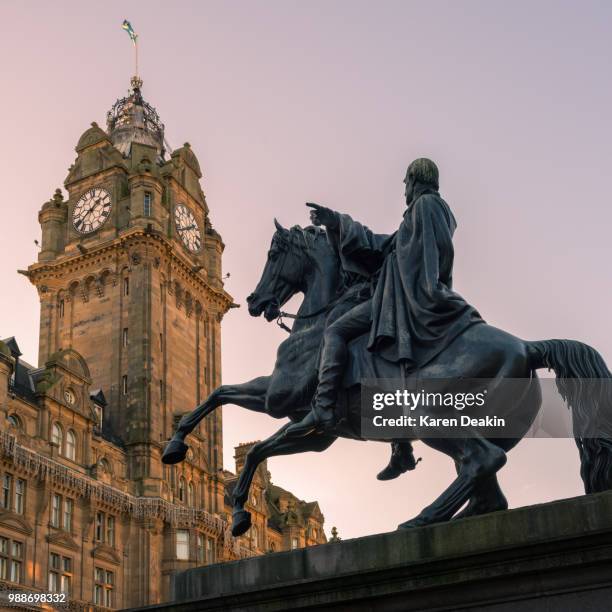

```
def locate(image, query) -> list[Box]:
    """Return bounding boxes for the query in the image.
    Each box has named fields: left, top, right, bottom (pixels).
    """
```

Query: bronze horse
left=163, top=221, right=612, bottom=537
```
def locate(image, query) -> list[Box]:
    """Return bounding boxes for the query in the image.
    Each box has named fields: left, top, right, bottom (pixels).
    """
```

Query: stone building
left=0, top=78, right=325, bottom=610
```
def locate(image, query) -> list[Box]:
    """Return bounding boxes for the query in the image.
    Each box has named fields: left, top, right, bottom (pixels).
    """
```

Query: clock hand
left=83, top=199, right=103, bottom=221
left=83, top=202, right=98, bottom=218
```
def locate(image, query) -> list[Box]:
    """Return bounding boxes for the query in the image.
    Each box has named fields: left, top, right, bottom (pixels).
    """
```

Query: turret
left=37, top=189, right=67, bottom=262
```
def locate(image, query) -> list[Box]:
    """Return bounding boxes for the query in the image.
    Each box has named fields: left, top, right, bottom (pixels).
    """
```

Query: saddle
left=343, top=334, right=410, bottom=388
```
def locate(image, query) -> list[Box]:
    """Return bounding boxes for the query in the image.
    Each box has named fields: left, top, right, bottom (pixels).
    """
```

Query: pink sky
left=1, top=1, right=611, bottom=538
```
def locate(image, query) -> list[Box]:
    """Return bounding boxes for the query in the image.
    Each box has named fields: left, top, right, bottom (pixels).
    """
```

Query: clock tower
left=28, top=77, right=232, bottom=499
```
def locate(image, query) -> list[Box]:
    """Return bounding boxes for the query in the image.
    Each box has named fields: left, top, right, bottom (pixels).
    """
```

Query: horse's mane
left=274, top=224, right=327, bottom=252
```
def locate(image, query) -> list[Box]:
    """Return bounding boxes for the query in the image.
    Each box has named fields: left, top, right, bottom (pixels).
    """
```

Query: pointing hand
left=306, top=203, right=338, bottom=229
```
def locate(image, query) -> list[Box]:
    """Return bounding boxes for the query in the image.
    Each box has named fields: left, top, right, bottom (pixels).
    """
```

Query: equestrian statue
left=162, top=158, right=612, bottom=538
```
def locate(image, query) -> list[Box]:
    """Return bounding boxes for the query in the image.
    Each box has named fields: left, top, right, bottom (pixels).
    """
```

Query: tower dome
left=106, top=76, right=166, bottom=160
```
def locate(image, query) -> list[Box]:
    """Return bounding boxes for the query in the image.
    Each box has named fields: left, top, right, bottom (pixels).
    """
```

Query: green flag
left=122, top=20, right=138, bottom=46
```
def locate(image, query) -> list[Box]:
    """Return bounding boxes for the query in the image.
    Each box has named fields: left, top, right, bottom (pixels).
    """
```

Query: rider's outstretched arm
left=306, top=202, right=391, bottom=276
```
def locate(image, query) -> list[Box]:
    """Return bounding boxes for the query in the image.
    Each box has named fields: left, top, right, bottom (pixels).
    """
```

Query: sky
left=1, top=0, right=611, bottom=539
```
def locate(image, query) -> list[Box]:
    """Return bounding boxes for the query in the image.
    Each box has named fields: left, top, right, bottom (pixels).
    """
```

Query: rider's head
left=404, top=158, right=439, bottom=205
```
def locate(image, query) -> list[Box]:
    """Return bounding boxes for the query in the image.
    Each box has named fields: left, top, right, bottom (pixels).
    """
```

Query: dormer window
left=64, top=389, right=75, bottom=406
left=90, top=390, right=107, bottom=435
left=94, top=404, right=103, bottom=431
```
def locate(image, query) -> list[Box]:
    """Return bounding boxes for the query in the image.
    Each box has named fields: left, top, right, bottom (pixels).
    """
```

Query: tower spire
left=106, top=78, right=165, bottom=160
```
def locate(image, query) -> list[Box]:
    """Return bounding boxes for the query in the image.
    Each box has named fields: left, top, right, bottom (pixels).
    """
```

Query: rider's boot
left=377, top=440, right=420, bottom=480
left=286, top=332, right=346, bottom=437
left=285, top=399, right=337, bottom=437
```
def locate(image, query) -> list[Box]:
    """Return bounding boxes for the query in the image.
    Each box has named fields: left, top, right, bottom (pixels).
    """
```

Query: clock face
left=64, top=389, right=75, bottom=405
left=73, top=187, right=112, bottom=234
left=174, top=204, right=202, bottom=252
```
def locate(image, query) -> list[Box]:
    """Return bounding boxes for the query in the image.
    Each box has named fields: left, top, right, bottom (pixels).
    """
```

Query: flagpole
left=135, top=38, right=139, bottom=78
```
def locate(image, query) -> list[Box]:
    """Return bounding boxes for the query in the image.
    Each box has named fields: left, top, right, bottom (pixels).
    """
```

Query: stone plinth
left=125, top=491, right=612, bottom=611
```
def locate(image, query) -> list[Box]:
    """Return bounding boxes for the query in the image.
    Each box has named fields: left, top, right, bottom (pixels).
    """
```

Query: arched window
left=187, top=481, right=194, bottom=507
left=178, top=477, right=186, bottom=503
left=251, top=525, right=258, bottom=549
left=97, top=458, right=112, bottom=484
left=51, top=423, right=63, bottom=448
left=7, top=414, right=21, bottom=429
left=66, top=430, right=76, bottom=461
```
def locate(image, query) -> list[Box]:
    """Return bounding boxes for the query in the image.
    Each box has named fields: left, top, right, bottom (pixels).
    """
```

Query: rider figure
left=316, top=227, right=418, bottom=480
left=287, top=158, right=483, bottom=437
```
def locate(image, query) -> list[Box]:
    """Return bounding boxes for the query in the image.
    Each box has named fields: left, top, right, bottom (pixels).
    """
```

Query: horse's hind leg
left=453, top=474, right=508, bottom=519
left=399, top=435, right=507, bottom=529
left=162, top=376, right=270, bottom=464
left=231, top=426, right=337, bottom=536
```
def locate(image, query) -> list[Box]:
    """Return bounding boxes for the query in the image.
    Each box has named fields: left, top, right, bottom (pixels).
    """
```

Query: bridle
left=267, top=228, right=338, bottom=333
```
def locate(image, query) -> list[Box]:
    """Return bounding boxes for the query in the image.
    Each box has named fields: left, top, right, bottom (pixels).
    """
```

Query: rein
left=269, top=225, right=348, bottom=333
left=276, top=298, right=339, bottom=333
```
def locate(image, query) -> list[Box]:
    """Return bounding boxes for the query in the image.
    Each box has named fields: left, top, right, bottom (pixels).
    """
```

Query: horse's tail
left=526, top=339, right=612, bottom=493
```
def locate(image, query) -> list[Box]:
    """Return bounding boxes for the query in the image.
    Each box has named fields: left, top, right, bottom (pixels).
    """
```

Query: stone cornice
left=92, top=543, right=122, bottom=565
left=26, top=229, right=234, bottom=314
left=0, top=511, right=33, bottom=536
left=46, top=529, right=79, bottom=551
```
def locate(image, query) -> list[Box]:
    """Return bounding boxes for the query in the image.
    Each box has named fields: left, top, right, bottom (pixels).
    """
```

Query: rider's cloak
left=328, top=189, right=484, bottom=366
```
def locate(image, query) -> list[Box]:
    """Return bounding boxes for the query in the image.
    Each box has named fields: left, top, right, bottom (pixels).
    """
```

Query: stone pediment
left=46, top=530, right=78, bottom=551
left=181, top=143, right=202, bottom=178
left=76, top=122, right=111, bottom=153
left=303, top=502, right=323, bottom=521
left=172, top=143, right=202, bottom=178
left=0, top=511, right=33, bottom=536
left=92, top=543, right=121, bottom=565
left=46, top=348, right=91, bottom=383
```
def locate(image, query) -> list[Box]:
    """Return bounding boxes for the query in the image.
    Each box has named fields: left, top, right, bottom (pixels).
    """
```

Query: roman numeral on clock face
left=73, top=186, right=113, bottom=235
left=174, top=204, right=202, bottom=252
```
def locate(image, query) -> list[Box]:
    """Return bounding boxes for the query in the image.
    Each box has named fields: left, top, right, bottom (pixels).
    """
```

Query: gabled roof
left=1, top=338, right=36, bottom=402
left=90, top=389, right=107, bottom=407
left=1, top=337, right=22, bottom=358
left=265, top=484, right=322, bottom=531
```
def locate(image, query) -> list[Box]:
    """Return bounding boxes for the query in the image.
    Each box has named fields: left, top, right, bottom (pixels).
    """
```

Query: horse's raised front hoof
left=232, top=510, right=252, bottom=537
left=162, top=439, right=188, bottom=465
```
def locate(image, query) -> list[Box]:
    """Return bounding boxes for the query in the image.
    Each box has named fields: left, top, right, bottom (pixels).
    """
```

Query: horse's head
left=247, top=219, right=337, bottom=321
